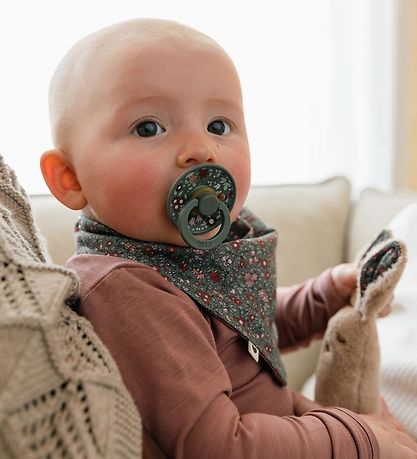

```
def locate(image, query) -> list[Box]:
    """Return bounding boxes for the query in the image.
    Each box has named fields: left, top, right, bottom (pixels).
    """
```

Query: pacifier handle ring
left=178, top=200, right=231, bottom=250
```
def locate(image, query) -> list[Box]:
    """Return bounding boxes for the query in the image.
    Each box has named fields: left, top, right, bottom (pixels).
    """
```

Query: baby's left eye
left=133, top=120, right=165, bottom=137
left=207, top=119, right=231, bottom=136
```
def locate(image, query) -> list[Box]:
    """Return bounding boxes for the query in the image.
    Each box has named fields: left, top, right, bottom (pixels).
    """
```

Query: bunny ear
left=357, top=239, right=407, bottom=318
left=358, top=228, right=393, bottom=263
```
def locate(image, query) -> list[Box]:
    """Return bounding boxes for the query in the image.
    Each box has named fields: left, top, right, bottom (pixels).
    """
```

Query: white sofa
left=30, top=176, right=417, bottom=391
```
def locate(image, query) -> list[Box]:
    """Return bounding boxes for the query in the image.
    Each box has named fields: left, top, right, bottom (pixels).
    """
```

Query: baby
left=40, top=18, right=417, bottom=459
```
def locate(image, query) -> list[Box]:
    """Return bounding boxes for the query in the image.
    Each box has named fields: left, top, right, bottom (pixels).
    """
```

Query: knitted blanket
left=0, top=156, right=143, bottom=458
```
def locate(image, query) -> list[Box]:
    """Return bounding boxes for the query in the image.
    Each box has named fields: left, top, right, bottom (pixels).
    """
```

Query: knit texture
left=0, top=156, right=142, bottom=458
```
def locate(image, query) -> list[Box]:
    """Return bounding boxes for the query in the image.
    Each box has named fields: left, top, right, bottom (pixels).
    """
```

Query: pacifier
left=166, top=164, right=236, bottom=249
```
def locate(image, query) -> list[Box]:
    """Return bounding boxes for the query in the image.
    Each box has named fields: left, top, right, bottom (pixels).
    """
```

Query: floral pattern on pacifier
left=167, top=164, right=236, bottom=233
left=166, top=164, right=236, bottom=249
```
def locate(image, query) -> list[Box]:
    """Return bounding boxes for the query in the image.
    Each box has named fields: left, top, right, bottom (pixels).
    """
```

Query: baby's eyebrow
left=112, top=95, right=174, bottom=115
left=206, top=98, right=243, bottom=113
left=106, top=96, right=175, bottom=126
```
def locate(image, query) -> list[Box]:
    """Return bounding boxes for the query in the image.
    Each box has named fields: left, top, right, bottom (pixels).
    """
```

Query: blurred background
left=0, top=0, right=415, bottom=194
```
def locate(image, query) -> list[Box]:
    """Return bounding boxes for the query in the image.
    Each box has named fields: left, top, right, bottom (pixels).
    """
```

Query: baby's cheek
left=110, top=162, right=167, bottom=216
left=109, top=172, right=152, bottom=211
left=230, top=163, right=251, bottom=216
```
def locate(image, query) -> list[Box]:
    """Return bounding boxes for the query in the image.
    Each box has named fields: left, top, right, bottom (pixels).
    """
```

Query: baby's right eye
left=132, top=120, right=165, bottom=137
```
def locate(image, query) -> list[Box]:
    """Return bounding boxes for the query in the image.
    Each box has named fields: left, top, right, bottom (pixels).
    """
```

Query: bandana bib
left=75, top=209, right=287, bottom=385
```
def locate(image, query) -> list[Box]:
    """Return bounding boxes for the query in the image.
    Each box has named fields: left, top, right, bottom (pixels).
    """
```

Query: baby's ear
left=40, top=149, right=87, bottom=210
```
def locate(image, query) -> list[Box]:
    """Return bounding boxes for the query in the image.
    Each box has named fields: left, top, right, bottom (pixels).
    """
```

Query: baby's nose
left=176, top=135, right=217, bottom=167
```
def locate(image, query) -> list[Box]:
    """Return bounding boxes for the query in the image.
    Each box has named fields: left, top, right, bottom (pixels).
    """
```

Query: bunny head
left=315, top=230, right=407, bottom=414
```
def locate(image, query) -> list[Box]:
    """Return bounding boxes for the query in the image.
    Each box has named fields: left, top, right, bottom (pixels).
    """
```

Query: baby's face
left=70, top=39, right=251, bottom=245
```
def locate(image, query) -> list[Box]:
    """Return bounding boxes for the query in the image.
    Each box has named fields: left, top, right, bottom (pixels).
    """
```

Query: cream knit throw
left=0, top=156, right=142, bottom=458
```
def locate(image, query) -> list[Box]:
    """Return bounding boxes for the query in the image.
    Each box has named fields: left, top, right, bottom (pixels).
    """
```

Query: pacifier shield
left=166, top=164, right=236, bottom=235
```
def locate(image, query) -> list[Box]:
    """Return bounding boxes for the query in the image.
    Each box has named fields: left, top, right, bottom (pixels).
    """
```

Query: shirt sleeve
left=78, top=265, right=378, bottom=459
left=275, top=268, right=347, bottom=351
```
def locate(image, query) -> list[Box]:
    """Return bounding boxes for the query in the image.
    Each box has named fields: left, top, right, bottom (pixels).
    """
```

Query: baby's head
left=41, top=18, right=251, bottom=246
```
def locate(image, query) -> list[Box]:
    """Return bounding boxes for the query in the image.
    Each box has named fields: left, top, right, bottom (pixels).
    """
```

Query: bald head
left=48, top=18, right=229, bottom=153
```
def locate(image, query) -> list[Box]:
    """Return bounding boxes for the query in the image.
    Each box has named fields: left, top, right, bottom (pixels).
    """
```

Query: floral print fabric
left=75, top=208, right=287, bottom=385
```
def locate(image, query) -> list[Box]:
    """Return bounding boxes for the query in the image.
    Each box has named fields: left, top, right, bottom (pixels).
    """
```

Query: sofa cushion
left=30, top=195, right=79, bottom=265
left=348, top=187, right=417, bottom=261
left=246, top=176, right=351, bottom=286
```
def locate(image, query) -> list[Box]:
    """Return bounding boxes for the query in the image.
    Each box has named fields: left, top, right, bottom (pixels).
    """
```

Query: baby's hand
left=359, top=401, right=417, bottom=458
left=330, top=263, right=357, bottom=303
left=331, top=263, right=392, bottom=317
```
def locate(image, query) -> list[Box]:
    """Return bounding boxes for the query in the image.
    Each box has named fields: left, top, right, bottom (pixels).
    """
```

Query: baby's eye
left=207, top=119, right=231, bottom=136
left=133, top=120, right=165, bottom=137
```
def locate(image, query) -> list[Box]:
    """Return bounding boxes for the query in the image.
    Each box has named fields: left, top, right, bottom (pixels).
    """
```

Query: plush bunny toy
left=314, top=230, right=407, bottom=415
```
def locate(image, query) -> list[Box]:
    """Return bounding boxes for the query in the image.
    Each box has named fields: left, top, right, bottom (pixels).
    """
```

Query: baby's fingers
left=393, top=431, right=417, bottom=456
left=381, top=415, right=417, bottom=457
left=377, top=295, right=394, bottom=318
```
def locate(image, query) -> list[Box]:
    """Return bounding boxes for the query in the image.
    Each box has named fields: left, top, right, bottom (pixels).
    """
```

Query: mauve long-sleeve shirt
left=67, top=254, right=379, bottom=458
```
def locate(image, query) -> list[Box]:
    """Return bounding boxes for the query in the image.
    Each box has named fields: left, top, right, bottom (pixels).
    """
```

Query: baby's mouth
left=166, top=164, right=236, bottom=250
